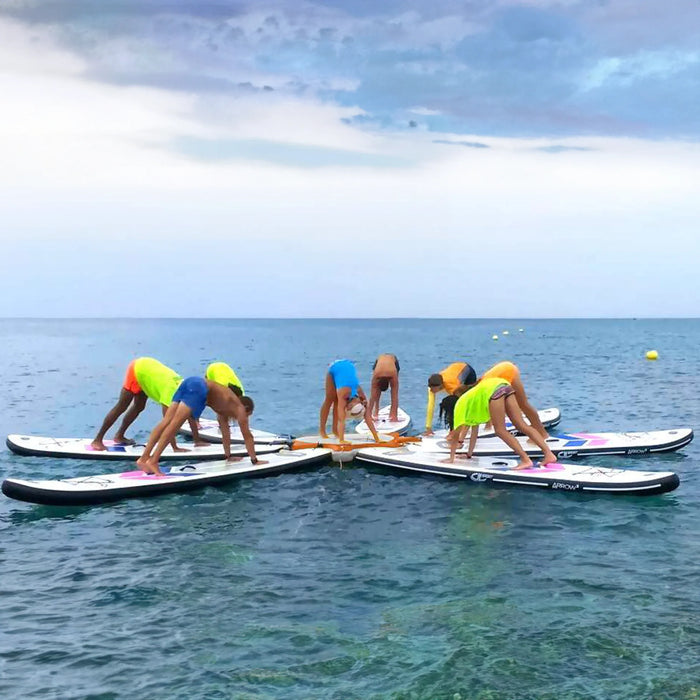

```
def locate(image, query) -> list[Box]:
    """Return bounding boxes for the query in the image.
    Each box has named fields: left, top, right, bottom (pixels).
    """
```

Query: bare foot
left=320, top=432, right=329, bottom=439
left=226, top=456, right=243, bottom=463
left=148, top=459, right=165, bottom=476
left=90, top=440, right=106, bottom=451
left=136, top=456, right=149, bottom=469
left=172, top=446, right=189, bottom=453
left=440, top=457, right=455, bottom=464
left=113, top=436, right=136, bottom=446
left=542, top=451, right=557, bottom=465
left=514, top=459, right=534, bottom=470
left=193, top=440, right=210, bottom=448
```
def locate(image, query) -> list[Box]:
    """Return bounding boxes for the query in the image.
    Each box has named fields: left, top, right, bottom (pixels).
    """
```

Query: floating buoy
left=492, top=334, right=499, bottom=340
left=502, top=330, right=510, bottom=335
left=646, top=350, right=659, bottom=361
left=518, top=328, right=524, bottom=332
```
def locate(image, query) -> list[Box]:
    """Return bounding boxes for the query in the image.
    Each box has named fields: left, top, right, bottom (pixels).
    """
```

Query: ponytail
left=439, top=395, right=458, bottom=430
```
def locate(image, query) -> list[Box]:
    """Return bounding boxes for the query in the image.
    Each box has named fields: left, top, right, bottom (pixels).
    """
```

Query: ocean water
left=0, top=318, right=698, bottom=700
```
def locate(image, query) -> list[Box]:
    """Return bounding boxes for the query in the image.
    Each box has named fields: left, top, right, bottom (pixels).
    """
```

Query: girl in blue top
left=320, top=359, right=380, bottom=443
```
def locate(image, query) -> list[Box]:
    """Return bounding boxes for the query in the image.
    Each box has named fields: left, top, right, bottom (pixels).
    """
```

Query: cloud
left=3, top=0, right=700, bottom=138
left=433, top=139, right=490, bottom=148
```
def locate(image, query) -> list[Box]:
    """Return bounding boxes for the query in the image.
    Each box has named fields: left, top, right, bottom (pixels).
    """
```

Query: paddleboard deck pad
left=2, top=449, right=332, bottom=506
left=432, top=407, right=561, bottom=439
left=356, top=406, right=411, bottom=436
left=6, top=435, right=283, bottom=461
left=355, top=447, right=680, bottom=496
left=178, top=419, right=289, bottom=445
left=421, top=428, right=693, bottom=458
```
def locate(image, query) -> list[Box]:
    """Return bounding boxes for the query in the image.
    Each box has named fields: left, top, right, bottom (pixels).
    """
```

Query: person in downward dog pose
left=319, top=359, right=380, bottom=443
left=91, top=357, right=205, bottom=451
left=439, top=377, right=557, bottom=468
left=136, top=378, right=265, bottom=475
left=368, top=353, right=400, bottom=422
left=206, top=361, right=245, bottom=396
left=478, top=361, right=549, bottom=440
left=424, top=361, right=477, bottom=435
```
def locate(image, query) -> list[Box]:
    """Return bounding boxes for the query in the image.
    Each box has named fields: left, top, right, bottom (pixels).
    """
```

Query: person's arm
left=188, top=417, right=209, bottom=447
left=466, top=425, right=478, bottom=458
left=444, top=429, right=459, bottom=463
left=424, top=388, right=435, bottom=435
left=361, top=402, right=381, bottom=442
left=237, top=408, right=267, bottom=465
left=389, top=375, right=399, bottom=422
left=217, top=413, right=232, bottom=460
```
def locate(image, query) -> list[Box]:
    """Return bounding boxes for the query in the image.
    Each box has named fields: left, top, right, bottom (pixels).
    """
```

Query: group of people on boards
left=91, top=358, right=266, bottom=475
left=93, top=354, right=556, bottom=477
left=321, top=357, right=556, bottom=468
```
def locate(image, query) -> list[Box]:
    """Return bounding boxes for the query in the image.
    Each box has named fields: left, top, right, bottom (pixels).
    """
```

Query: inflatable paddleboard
left=356, top=406, right=411, bottom=436
left=178, top=419, right=289, bottom=445
left=5, top=434, right=283, bottom=461
left=431, top=407, right=561, bottom=439
left=1, top=448, right=331, bottom=506
left=421, top=428, right=693, bottom=458
left=355, top=446, right=679, bottom=496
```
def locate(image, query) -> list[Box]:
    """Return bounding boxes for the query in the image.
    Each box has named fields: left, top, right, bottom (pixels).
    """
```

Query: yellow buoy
left=492, top=334, right=499, bottom=340
left=646, top=350, right=658, bottom=361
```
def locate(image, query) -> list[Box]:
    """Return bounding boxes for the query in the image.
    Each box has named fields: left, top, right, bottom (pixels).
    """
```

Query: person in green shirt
left=440, top=378, right=557, bottom=468
left=91, top=357, right=205, bottom=451
left=205, top=362, right=244, bottom=395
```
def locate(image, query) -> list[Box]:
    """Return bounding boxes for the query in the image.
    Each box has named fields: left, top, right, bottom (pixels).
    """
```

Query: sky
left=1, top=0, right=699, bottom=317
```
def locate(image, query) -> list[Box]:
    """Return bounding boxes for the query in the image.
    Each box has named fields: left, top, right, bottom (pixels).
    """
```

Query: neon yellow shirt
left=205, top=362, right=244, bottom=395
left=453, top=378, right=509, bottom=428
left=134, top=357, right=182, bottom=406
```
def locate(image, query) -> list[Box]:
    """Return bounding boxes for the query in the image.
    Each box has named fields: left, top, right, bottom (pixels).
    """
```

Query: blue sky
left=1, top=0, right=699, bottom=316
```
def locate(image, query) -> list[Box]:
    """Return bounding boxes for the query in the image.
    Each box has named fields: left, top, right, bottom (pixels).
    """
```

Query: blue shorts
left=172, top=376, right=208, bottom=419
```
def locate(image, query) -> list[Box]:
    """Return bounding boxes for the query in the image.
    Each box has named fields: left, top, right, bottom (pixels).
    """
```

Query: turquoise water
left=1, top=318, right=698, bottom=699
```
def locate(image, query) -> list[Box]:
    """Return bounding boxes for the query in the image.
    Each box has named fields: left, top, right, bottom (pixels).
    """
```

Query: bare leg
left=490, top=396, right=534, bottom=469
left=137, top=402, right=179, bottom=470
left=319, top=372, right=335, bottom=438
left=113, top=392, right=147, bottom=444
left=511, top=374, right=548, bottom=439
left=144, top=403, right=193, bottom=475
left=92, top=389, right=136, bottom=450
left=504, top=395, right=557, bottom=465
left=162, top=404, right=188, bottom=453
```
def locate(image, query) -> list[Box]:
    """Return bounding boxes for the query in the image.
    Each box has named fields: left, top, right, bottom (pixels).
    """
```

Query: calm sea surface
left=0, top=318, right=698, bottom=699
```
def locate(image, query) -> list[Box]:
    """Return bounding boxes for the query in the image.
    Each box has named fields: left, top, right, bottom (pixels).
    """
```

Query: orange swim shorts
left=123, top=360, right=143, bottom=394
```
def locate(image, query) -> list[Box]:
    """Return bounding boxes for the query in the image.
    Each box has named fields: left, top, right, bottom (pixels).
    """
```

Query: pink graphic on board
left=515, top=463, right=566, bottom=474
left=119, top=470, right=173, bottom=480
left=570, top=433, right=609, bottom=446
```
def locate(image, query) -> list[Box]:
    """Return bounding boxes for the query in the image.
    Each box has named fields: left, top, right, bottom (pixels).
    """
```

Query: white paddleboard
left=419, top=428, right=693, bottom=458
left=178, top=418, right=289, bottom=445
left=1, top=448, right=332, bottom=506
left=431, top=407, right=561, bottom=439
left=6, top=434, right=284, bottom=461
left=356, top=406, right=411, bottom=436
left=355, top=446, right=679, bottom=496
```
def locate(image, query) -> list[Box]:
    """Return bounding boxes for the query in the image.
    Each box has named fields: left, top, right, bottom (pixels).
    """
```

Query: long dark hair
left=439, top=395, right=459, bottom=430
